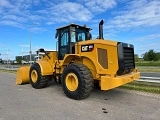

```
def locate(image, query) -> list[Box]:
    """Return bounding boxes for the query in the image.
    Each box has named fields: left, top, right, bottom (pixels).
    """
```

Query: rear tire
left=29, top=63, right=49, bottom=89
left=62, top=63, right=93, bottom=100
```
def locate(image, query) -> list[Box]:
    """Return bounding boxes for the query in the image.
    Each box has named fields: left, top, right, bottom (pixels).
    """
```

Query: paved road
left=0, top=72, right=160, bottom=120
left=1, top=65, right=160, bottom=78
left=0, top=65, right=21, bottom=71
left=141, top=72, right=160, bottom=77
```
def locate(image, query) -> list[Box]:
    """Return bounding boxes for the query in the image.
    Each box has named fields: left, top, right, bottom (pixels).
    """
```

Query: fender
left=62, top=54, right=81, bottom=65
left=62, top=55, right=97, bottom=79
left=36, top=61, right=53, bottom=76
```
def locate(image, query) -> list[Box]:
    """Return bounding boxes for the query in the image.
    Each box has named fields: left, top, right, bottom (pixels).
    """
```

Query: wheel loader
left=16, top=20, right=140, bottom=100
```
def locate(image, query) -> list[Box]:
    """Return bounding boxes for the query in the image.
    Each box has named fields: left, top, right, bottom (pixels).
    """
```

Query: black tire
left=29, top=63, right=49, bottom=89
left=94, top=81, right=101, bottom=89
left=53, top=73, right=61, bottom=84
left=62, top=63, right=93, bottom=100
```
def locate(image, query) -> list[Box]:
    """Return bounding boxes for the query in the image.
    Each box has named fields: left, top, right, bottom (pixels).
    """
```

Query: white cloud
left=0, top=20, right=24, bottom=28
left=105, top=0, right=160, bottom=29
left=0, top=0, right=118, bottom=29
left=125, top=33, right=160, bottom=55
left=2, top=0, right=160, bottom=34
left=78, top=0, right=117, bottom=13
left=0, top=1, right=94, bottom=28
left=2, top=14, right=27, bottom=23
left=136, top=34, right=160, bottom=42
left=30, top=27, right=46, bottom=33
left=49, top=2, right=93, bottom=23
left=134, top=41, right=160, bottom=56
left=127, top=33, right=160, bottom=43
left=0, top=0, right=11, bottom=7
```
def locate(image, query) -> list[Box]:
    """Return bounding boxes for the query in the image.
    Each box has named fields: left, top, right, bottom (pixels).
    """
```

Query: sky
left=0, top=0, right=160, bottom=60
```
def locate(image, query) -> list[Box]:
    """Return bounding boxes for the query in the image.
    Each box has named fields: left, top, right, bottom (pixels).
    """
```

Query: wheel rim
left=31, top=70, right=38, bottom=83
left=65, top=73, right=78, bottom=91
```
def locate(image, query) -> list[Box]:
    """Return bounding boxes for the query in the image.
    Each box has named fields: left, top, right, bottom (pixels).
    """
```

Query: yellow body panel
left=59, top=39, right=139, bottom=90
left=79, top=41, right=118, bottom=76
left=101, top=71, right=140, bottom=90
left=82, top=57, right=97, bottom=79
left=41, top=51, right=57, bottom=66
left=16, top=39, right=140, bottom=91
left=16, top=66, right=30, bottom=85
left=57, top=39, right=119, bottom=77
left=16, top=51, right=57, bottom=85
left=76, top=39, right=117, bottom=47
left=36, top=61, right=53, bottom=76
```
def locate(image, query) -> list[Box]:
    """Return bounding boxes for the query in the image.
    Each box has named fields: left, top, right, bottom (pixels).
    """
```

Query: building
left=15, top=54, right=36, bottom=64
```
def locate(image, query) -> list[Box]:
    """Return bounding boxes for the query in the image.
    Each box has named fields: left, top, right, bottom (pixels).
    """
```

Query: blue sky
left=0, top=0, right=160, bottom=60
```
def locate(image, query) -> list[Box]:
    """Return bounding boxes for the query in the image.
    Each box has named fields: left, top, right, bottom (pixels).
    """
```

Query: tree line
left=135, top=49, right=160, bottom=62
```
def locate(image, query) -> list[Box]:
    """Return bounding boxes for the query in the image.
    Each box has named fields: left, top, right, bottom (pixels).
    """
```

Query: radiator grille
left=97, top=48, right=108, bottom=69
left=123, top=47, right=135, bottom=69
left=117, top=43, right=135, bottom=75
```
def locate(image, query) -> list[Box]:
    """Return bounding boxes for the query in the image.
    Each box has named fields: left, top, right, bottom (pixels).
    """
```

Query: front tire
left=29, top=63, right=49, bottom=89
left=62, top=63, right=93, bottom=100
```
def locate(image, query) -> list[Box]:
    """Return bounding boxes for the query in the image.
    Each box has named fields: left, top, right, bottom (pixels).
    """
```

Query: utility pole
left=20, top=45, right=29, bottom=65
left=30, top=29, right=32, bottom=65
left=0, top=53, right=6, bottom=64
left=0, top=49, right=10, bottom=64
left=29, top=22, right=38, bottom=65
left=6, top=48, right=10, bottom=65
left=2, top=48, right=11, bottom=65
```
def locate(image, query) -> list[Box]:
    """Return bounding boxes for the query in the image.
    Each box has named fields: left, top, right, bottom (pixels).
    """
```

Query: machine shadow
left=47, top=80, right=125, bottom=101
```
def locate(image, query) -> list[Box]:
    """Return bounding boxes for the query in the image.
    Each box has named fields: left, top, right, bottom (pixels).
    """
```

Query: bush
left=143, top=49, right=158, bottom=61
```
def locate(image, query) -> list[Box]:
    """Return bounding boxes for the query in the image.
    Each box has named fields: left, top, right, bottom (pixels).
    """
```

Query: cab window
left=61, top=32, right=68, bottom=46
left=71, top=27, right=76, bottom=42
left=77, top=32, right=85, bottom=41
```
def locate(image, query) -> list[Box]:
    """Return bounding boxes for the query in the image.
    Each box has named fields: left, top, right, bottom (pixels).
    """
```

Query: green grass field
left=135, top=60, right=160, bottom=72
left=136, top=66, right=160, bottom=72
left=135, top=60, right=160, bottom=66
left=0, top=69, right=16, bottom=73
left=1, top=62, right=160, bottom=94
left=120, top=81, right=160, bottom=94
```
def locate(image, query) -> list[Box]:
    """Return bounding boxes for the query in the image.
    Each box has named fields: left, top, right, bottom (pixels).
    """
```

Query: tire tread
left=62, top=63, right=93, bottom=100
left=30, top=63, right=49, bottom=89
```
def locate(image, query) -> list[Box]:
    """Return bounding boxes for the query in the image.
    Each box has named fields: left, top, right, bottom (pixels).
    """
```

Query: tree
left=143, top=49, right=158, bottom=61
left=0, top=59, right=2, bottom=64
left=16, top=56, right=22, bottom=64
left=134, top=54, right=139, bottom=62
left=157, top=52, right=160, bottom=60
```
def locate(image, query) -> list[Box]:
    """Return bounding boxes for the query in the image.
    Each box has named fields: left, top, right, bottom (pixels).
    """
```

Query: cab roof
left=56, top=23, right=92, bottom=31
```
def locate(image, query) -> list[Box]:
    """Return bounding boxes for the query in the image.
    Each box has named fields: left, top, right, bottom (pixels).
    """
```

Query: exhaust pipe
left=99, top=20, right=104, bottom=39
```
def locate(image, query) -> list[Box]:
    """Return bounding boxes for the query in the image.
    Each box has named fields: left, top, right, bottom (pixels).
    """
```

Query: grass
left=136, top=62, right=160, bottom=66
left=136, top=66, right=160, bottom=72
left=135, top=60, right=160, bottom=66
left=1, top=66, right=160, bottom=94
left=120, top=81, right=160, bottom=94
left=0, top=69, right=16, bottom=73
left=135, top=60, right=160, bottom=72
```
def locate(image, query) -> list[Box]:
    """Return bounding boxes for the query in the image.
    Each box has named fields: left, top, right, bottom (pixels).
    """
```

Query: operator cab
left=55, top=24, right=92, bottom=60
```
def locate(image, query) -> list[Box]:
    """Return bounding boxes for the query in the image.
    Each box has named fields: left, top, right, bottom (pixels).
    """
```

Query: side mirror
left=55, top=30, right=58, bottom=39
left=39, top=48, right=45, bottom=52
left=87, top=33, right=92, bottom=40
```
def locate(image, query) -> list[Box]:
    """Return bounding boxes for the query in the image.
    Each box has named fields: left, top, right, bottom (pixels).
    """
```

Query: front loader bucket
left=16, top=66, right=30, bottom=85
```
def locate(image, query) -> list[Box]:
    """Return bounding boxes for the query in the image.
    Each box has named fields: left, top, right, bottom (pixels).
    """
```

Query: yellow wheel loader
left=16, top=20, right=140, bottom=100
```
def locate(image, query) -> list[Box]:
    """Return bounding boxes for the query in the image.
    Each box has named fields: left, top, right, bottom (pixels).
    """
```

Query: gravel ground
left=0, top=72, right=160, bottom=120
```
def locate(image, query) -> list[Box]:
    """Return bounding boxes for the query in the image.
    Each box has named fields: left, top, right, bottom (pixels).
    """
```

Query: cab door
left=58, top=29, right=69, bottom=60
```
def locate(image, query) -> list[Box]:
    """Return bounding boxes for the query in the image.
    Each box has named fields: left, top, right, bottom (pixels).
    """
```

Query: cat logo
left=81, top=44, right=94, bottom=52
left=82, top=46, right=88, bottom=52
